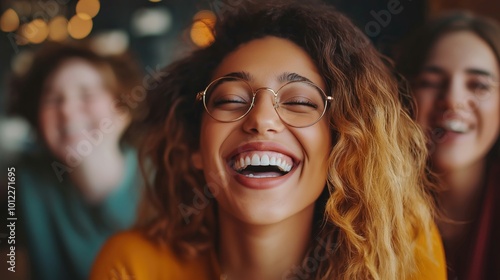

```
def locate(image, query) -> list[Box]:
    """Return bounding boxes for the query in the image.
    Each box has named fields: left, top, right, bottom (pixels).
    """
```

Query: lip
left=225, top=141, right=301, bottom=190
left=434, top=111, right=475, bottom=128
left=429, top=125, right=473, bottom=144
left=430, top=113, right=475, bottom=137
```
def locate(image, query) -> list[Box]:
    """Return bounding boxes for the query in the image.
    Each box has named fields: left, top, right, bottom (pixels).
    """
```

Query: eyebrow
left=224, top=71, right=254, bottom=81
left=277, top=72, right=314, bottom=83
left=223, top=71, right=314, bottom=84
left=421, top=65, right=497, bottom=80
left=466, top=68, right=496, bottom=79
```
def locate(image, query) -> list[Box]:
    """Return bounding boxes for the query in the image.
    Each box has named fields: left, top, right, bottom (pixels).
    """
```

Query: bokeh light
left=1, top=8, right=20, bottom=32
left=68, top=14, right=93, bottom=39
left=48, top=16, right=69, bottom=41
left=131, top=8, right=172, bottom=37
left=76, top=0, right=100, bottom=20
left=190, top=10, right=216, bottom=47
left=90, top=30, right=129, bottom=56
left=19, top=19, right=49, bottom=44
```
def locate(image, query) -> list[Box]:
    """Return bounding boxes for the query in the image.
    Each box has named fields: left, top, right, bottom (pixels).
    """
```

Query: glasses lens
left=276, top=81, right=327, bottom=127
left=204, top=77, right=253, bottom=122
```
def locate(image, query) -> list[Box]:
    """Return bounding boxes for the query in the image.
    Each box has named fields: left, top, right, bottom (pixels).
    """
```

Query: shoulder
left=90, top=230, right=172, bottom=280
left=98, top=230, right=158, bottom=254
left=90, top=230, right=217, bottom=280
left=411, top=223, right=447, bottom=280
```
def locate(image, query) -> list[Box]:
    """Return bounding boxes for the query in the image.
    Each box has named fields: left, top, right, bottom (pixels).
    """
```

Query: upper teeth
left=443, top=120, right=469, bottom=133
left=233, top=152, right=293, bottom=172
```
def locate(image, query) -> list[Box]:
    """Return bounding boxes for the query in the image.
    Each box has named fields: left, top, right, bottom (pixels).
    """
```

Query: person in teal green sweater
left=10, top=42, right=144, bottom=280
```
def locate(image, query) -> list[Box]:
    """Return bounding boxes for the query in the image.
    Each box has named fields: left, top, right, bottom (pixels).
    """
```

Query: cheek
left=415, top=93, right=435, bottom=127
left=480, top=97, right=500, bottom=140
left=88, top=97, right=116, bottom=118
left=38, top=108, right=58, bottom=135
left=199, top=120, right=228, bottom=165
left=38, top=108, right=61, bottom=152
left=300, top=121, right=331, bottom=165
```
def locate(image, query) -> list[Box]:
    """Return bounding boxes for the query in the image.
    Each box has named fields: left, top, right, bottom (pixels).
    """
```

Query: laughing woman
left=398, top=11, right=500, bottom=279
left=91, top=1, right=446, bottom=279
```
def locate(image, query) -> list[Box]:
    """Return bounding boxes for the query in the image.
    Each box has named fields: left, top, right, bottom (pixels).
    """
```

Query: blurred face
left=413, top=31, right=500, bottom=171
left=39, top=58, right=129, bottom=162
left=192, top=36, right=332, bottom=225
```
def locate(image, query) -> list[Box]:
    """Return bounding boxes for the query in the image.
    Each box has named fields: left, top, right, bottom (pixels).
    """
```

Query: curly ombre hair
left=137, top=1, right=439, bottom=279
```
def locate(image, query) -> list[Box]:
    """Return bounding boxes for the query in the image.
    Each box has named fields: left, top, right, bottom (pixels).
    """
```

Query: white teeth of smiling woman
left=232, top=152, right=293, bottom=173
left=442, top=120, right=470, bottom=133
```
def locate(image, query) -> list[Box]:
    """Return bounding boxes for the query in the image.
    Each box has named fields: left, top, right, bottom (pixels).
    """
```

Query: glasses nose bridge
left=252, top=87, right=279, bottom=108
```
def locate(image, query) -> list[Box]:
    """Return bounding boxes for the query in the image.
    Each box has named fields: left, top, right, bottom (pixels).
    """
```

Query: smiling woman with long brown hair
left=91, top=1, right=446, bottom=279
left=398, top=11, right=500, bottom=279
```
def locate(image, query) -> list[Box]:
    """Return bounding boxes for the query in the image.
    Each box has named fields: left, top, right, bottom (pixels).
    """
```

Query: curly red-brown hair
left=138, top=1, right=439, bottom=279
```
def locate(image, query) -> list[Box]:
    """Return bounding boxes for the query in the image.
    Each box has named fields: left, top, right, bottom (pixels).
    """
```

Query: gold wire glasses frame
left=196, top=76, right=333, bottom=128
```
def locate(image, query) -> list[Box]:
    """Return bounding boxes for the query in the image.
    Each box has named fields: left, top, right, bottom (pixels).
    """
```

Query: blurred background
left=0, top=0, right=499, bottom=162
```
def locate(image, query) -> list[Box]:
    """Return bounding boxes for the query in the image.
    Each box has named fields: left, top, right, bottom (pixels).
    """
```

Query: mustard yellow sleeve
left=90, top=230, right=158, bottom=280
left=410, top=223, right=447, bottom=280
left=90, top=230, right=217, bottom=280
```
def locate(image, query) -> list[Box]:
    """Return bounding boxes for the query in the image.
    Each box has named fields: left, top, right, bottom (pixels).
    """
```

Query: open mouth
left=229, top=151, right=295, bottom=178
left=438, top=119, right=471, bottom=134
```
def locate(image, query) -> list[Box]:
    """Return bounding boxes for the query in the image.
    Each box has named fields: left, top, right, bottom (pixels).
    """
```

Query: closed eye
left=210, top=94, right=251, bottom=112
left=282, top=99, right=318, bottom=109
left=468, top=81, right=492, bottom=92
left=213, top=98, right=248, bottom=106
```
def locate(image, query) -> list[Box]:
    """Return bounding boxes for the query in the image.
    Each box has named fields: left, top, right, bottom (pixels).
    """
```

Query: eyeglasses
left=196, top=76, right=332, bottom=128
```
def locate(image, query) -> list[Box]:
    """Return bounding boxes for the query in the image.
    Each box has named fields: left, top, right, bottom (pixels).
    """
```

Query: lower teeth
left=246, top=173, right=280, bottom=178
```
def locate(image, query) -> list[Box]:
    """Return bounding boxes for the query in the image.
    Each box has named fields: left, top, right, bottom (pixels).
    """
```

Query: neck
left=67, top=145, right=126, bottom=203
left=218, top=204, right=315, bottom=280
left=437, top=159, right=487, bottom=221
left=436, top=158, right=488, bottom=253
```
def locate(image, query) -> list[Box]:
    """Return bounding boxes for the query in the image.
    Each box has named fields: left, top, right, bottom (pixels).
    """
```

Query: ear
left=191, top=151, right=204, bottom=170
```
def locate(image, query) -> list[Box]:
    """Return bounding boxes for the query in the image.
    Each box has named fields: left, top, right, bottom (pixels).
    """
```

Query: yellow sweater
left=90, top=225, right=446, bottom=280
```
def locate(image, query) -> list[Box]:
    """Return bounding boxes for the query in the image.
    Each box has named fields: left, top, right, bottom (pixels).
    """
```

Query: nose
left=438, top=78, right=474, bottom=112
left=58, top=96, right=80, bottom=122
left=241, top=88, right=285, bottom=135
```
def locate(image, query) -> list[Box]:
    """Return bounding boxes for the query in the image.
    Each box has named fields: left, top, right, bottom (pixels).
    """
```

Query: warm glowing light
left=14, top=26, right=29, bottom=45
left=149, top=0, right=162, bottom=2
left=190, top=20, right=215, bottom=48
left=19, top=19, right=49, bottom=44
left=30, top=19, right=49, bottom=43
left=68, top=14, right=93, bottom=39
left=1, top=8, right=20, bottom=32
left=48, top=16, right=68, bottom=41
left=190, top=10, right=216, bottom=47
left=76, top=0, right=100, bottom=19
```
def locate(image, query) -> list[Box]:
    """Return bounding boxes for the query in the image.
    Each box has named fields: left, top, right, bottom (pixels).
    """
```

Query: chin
left=432, top=154, right=477, bottom=172
left=241, top=212, right=291, bottom=225
left=224, top=202, right=291, bottom=225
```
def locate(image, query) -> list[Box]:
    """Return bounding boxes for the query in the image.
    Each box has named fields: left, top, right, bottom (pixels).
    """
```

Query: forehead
left=212, top=36, right=326, bottom=89
left=48, top=58, right=103, bottom=87
left=424, top=31, right=499, bottom=77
